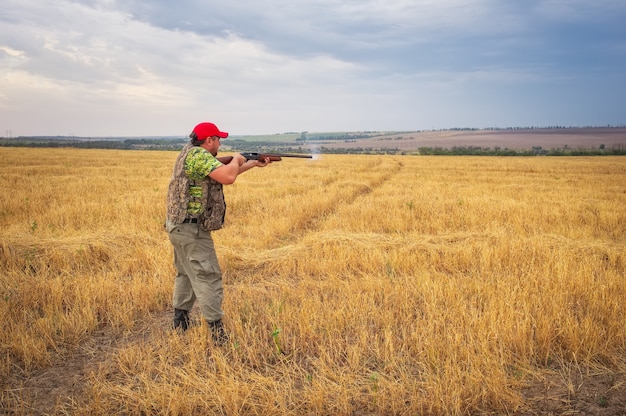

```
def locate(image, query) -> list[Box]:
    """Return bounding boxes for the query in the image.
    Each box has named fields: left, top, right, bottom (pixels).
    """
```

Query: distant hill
left=2, top=127, right=625, bottom=155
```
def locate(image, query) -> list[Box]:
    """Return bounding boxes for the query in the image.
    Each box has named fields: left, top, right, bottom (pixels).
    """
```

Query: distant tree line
left=297, top=132, right=381, bottom=141
left=288, top=145, right=626, bottom=156
left=430, top=125, right=626, bottom=131
left=1, top=137, right=624, bottom=156
left=0, top=138, right=186, bottom=150
left=417, top=145, right=626, bottom=156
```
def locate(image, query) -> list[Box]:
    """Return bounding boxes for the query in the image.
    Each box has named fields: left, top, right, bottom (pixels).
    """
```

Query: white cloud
left=0, top=0, right=624, bottom=136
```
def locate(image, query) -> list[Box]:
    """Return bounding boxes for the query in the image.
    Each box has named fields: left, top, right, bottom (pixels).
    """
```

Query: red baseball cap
left=191, top=122, right=229, bottom=140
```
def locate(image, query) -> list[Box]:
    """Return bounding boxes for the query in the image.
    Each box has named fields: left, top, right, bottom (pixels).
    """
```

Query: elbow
left=209, top=165, right=239, bottom=184
left=222, top=175, right=237, bottom=185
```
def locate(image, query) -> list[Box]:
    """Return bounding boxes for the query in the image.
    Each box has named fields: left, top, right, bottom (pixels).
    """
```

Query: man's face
left=203, top=136, right=221, bottom=156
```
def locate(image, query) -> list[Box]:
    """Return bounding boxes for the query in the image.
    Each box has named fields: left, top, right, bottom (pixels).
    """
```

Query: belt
left=182, top=218, right=198, bottom=224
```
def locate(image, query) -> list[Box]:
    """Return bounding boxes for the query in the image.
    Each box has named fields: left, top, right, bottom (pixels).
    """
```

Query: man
left=165, top=121, right=270, bottom=344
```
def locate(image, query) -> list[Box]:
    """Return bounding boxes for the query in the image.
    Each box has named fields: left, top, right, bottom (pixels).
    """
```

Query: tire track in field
left=272, top=157, right=405, bottom=245
left=220, top=157, right=406, bottom=277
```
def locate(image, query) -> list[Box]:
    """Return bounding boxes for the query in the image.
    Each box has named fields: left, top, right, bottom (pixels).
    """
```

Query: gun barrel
left=242, top=152, right=313, bottom=160
left=274, top=153, right=313, bottom=159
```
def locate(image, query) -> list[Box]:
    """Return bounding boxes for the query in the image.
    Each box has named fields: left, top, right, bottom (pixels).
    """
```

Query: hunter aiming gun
left=218, top=152, right=313, bottom=164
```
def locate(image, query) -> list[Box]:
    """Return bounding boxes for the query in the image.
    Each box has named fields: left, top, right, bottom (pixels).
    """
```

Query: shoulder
left=184, top=147, right=223, bottom=176
left=187, top=146, right=209, bottom=157
left=186, top=147, right=217, bottom=163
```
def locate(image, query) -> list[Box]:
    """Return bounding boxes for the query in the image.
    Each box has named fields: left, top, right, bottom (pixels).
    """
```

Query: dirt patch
left=517, top=364, right=626, bottom=415
left=2, top=310, right=174, bottom=415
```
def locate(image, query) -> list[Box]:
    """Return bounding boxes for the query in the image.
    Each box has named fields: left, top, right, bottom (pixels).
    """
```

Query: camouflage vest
left=166, top=143, right=226, bottom=231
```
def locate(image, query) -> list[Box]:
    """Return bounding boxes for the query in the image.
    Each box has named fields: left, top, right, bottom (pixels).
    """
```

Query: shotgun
left=218, top=152, right=313, bottom=164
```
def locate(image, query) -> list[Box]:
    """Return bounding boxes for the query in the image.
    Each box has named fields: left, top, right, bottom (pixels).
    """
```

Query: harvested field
left=1, top=148, right=625, bottom=415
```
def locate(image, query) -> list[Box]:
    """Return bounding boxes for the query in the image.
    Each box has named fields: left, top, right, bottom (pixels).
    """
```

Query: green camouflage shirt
left=184, top=147, right=223, bottom=214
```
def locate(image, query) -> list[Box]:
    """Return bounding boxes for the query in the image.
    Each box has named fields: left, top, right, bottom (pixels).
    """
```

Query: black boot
left=173, top=308, right=190, bottom=331
left=207, top=319, right=229, bottom=345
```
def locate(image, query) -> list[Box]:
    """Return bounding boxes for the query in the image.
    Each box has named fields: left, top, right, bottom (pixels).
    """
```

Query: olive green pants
left=167, top=221, right=223, bottom=323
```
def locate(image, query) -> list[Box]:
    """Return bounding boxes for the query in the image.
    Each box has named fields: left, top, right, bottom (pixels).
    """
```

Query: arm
left=209, top=153, right=247, bottom=184
left=216, top=155, right=272, bottom=176
left=238, top=158, right=271, bottom=174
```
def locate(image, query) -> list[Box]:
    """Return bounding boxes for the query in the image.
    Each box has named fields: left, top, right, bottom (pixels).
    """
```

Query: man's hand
left=253, top=157, right=272, bottom=167
left=232, top=153, right=247, bottom=166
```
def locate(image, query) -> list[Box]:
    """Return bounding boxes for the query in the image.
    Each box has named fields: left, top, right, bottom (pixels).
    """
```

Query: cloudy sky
left=1, top=0, right=625, bottom=137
